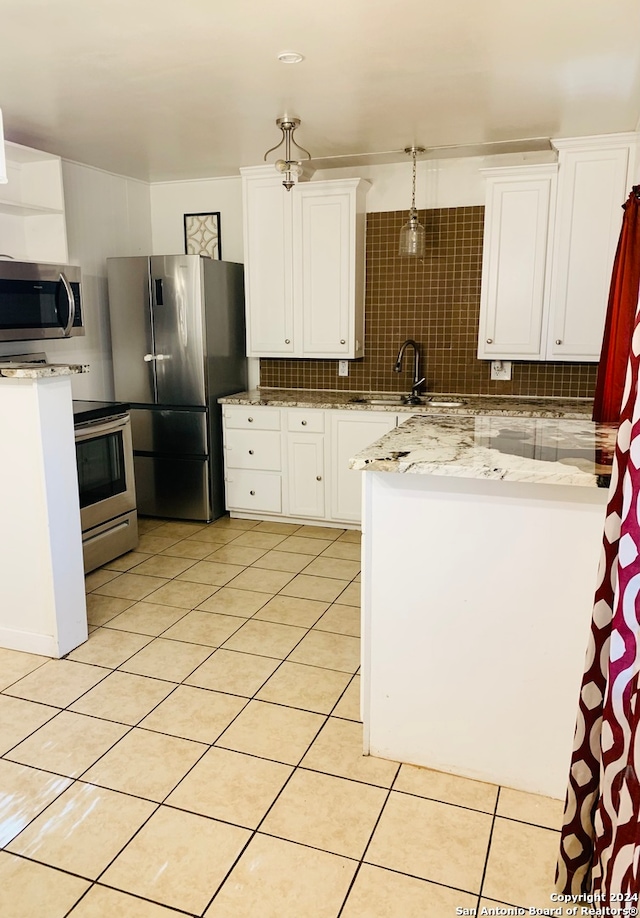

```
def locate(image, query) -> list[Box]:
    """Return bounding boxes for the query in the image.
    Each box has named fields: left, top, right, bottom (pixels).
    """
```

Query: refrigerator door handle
left=154, top=278, right=164, bottom=306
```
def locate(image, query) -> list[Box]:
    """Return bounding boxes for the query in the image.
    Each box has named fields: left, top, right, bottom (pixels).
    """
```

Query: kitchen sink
left=425, top=397, right=467, bottom=407
left=349, top=395, right=467, bottom=408
left=350, top=395, right=415, bottom=406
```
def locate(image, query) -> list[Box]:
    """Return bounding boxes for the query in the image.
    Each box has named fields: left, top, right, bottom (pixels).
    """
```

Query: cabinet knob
left=285, top=339, right=291, bottom=344
left=556, top=339, right=562, bottom=345
left=486, top=338, right=493, bottom=344
left=340, top=339, right=346, bottom=345
left=250, top=490, right=255, bottom=496
left=248, top=449, right=254, bottom=455
left=301, top=420, right=307, bottom=426
left=248, top=417, right=254, bottom=422
left=316, top=475, right=322, bottom=481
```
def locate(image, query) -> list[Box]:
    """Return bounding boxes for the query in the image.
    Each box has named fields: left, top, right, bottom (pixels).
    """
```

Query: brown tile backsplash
left=259, top=208, right=598, bottom=400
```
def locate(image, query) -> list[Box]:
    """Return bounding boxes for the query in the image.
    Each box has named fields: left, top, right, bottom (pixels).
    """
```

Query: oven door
left=75, top=414, right=136, bottom=532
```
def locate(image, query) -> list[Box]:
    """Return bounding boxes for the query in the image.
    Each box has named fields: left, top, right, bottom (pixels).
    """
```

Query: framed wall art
left=183, top=212, right=222, bottom=259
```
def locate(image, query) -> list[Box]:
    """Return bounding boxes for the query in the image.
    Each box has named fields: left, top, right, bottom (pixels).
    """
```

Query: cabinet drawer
left=286, top=409, right=324, bottom=433
left=225, top=429, right=281, bottom=471
left=223, top=406, right=281, bottom=430
left=225, top=470, right=282, bottom=513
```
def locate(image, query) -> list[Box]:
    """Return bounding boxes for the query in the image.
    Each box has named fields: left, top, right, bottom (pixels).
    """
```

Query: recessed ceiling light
left=277, top=51, right=304, bottom=64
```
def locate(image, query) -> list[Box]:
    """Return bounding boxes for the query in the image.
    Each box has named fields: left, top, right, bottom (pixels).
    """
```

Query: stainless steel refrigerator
left=106, top=255, right=247, bottom=522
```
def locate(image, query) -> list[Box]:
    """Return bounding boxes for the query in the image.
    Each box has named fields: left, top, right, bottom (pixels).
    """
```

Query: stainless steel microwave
left=0, top=261, right=83, bottom=341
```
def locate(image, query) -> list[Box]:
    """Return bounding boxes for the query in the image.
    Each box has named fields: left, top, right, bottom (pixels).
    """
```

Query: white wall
left=0, top=160, right=152, bottom=399
left=314, top=151, right=558, bottom=212
left=148, top=159, right=488, bottom=262
left=0, top=151, right=561, bottom=400
left=48, top=161, right=153, bottom=399
left=145, top=156, right=546, bottom=392
left=315, top=157, right=486, bottom=211
left=146, top=153, right=558, bottom=265
left=150, top=177, right=244, bottom=262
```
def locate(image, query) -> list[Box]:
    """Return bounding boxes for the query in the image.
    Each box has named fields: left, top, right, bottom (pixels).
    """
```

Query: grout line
left=336, top=762, right=400, bottom=917
left=476, top=783, right=501, bottom=909
left=64, top=880, right=198, bottom=918
left=2, top=516, right=531, bottom=918
left=199, top=701, right=333, bottom=914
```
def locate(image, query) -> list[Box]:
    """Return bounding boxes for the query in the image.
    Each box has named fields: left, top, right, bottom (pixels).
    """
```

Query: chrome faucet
left=394, top=339, right=425, bottom=404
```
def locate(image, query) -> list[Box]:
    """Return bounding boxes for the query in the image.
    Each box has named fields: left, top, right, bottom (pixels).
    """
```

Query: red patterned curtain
left=557, top=188, right=640, bottom=896
left=592, top=188, right=640, bottom=423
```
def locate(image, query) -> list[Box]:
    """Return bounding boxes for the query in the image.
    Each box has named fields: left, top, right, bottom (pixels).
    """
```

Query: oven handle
left=74, top=414, right=130, bottom=441
left=59, top=271, right=76, bottom=337
left=83, top=517, right=133, bottom=547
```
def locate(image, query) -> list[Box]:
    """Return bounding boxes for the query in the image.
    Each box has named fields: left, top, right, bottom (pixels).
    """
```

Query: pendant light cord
left=410, top=148, right=418, bottom=216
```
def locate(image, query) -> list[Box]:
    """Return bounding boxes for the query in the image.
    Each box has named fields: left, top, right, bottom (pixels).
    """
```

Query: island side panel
left=0, top=376, right=87, bottom=656
left=362, top=470, right=607, bottom=799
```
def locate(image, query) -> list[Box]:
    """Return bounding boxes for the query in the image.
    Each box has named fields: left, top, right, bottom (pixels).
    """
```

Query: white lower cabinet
left=224, top=428, right=281, bottom=471
left=222, top=407, right=283, bottom=514
left=222, top=404, right=399, bottom=526
left=329, top=411, right=398, bottom=522
left=225, top=469, right=282, bottom=514
left=287, top=432, right=325, bottom=518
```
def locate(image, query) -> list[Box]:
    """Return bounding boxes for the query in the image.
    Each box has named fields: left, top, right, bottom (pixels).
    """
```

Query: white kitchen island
left=0, top=362, right=89, bottom=657
left=351, top=414, right=617, bottom=799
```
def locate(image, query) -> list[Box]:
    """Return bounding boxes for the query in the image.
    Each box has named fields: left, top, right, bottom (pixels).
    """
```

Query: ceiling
left=2, top=0, right=640, bottom=182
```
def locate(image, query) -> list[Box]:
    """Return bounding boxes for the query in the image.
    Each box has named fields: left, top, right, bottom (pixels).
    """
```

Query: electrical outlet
left=338, top=360, right=349, bottom=377
left=490, top=360, right=512, bottom=381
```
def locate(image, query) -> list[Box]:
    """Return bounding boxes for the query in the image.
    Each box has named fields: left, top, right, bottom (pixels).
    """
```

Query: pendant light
left=398, top=146, right=425, bottom=256
left=263, top=117, right=311, bottom=191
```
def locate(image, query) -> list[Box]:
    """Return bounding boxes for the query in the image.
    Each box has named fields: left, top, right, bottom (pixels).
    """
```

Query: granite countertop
left=219, top=388, right=593, bottom=419
left=0, top=363, right=89, bottom=379
left=349, top=414, right=617, bottom=488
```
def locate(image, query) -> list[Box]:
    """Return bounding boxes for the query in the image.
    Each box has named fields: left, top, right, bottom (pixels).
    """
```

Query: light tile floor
left=0, top=515, right=565, bottom=917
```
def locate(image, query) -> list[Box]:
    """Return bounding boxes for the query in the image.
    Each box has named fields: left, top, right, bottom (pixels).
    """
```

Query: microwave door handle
left=59, top=272, right=75, bottom=336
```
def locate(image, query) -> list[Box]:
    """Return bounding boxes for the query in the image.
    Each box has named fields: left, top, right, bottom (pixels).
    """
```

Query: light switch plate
left=490, top=360, right=512, bottom=381
left=338, top=360, right=349, bottom=377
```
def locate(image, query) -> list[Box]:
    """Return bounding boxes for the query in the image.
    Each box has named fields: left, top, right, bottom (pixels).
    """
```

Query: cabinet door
left=287, top=432, right=325, bottom=518
left=295, top=180, right=366, bottom=359
left=329, top=411, right=397, bottom=523
left=548, top=144, right=631, bottom=361
left=243, top=173, right=296, bottom=356
left=477, top=167, right=557, bottom=360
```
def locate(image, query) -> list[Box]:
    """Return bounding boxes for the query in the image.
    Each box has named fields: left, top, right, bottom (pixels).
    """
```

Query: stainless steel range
left=73, top=400, right=138, bottom=573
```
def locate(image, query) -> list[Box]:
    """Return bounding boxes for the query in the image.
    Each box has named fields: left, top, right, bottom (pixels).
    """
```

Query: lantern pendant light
left=398, top=145, right=426, bottom=256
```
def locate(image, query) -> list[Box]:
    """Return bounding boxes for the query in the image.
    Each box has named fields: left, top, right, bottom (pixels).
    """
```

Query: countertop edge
left=218, top=389, right=593, bottom=419
left=348, top=415, right=616, bottom=489
left=0, top=363, right=90, bottom=378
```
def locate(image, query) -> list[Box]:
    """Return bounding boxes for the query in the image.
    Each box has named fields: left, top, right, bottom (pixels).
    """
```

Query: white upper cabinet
left=477, top=165, right=557, bottom=360
left=0, top=142, right=69, bottom=264
left=242, top=169, right=296, bottom=355
left=296, top=180, right=366, bottom=357
left=477, top=134, right=638, bottom=363
left=547, top=138, right=633, bottom=360
left=241, top=166, right=369, bottom=359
